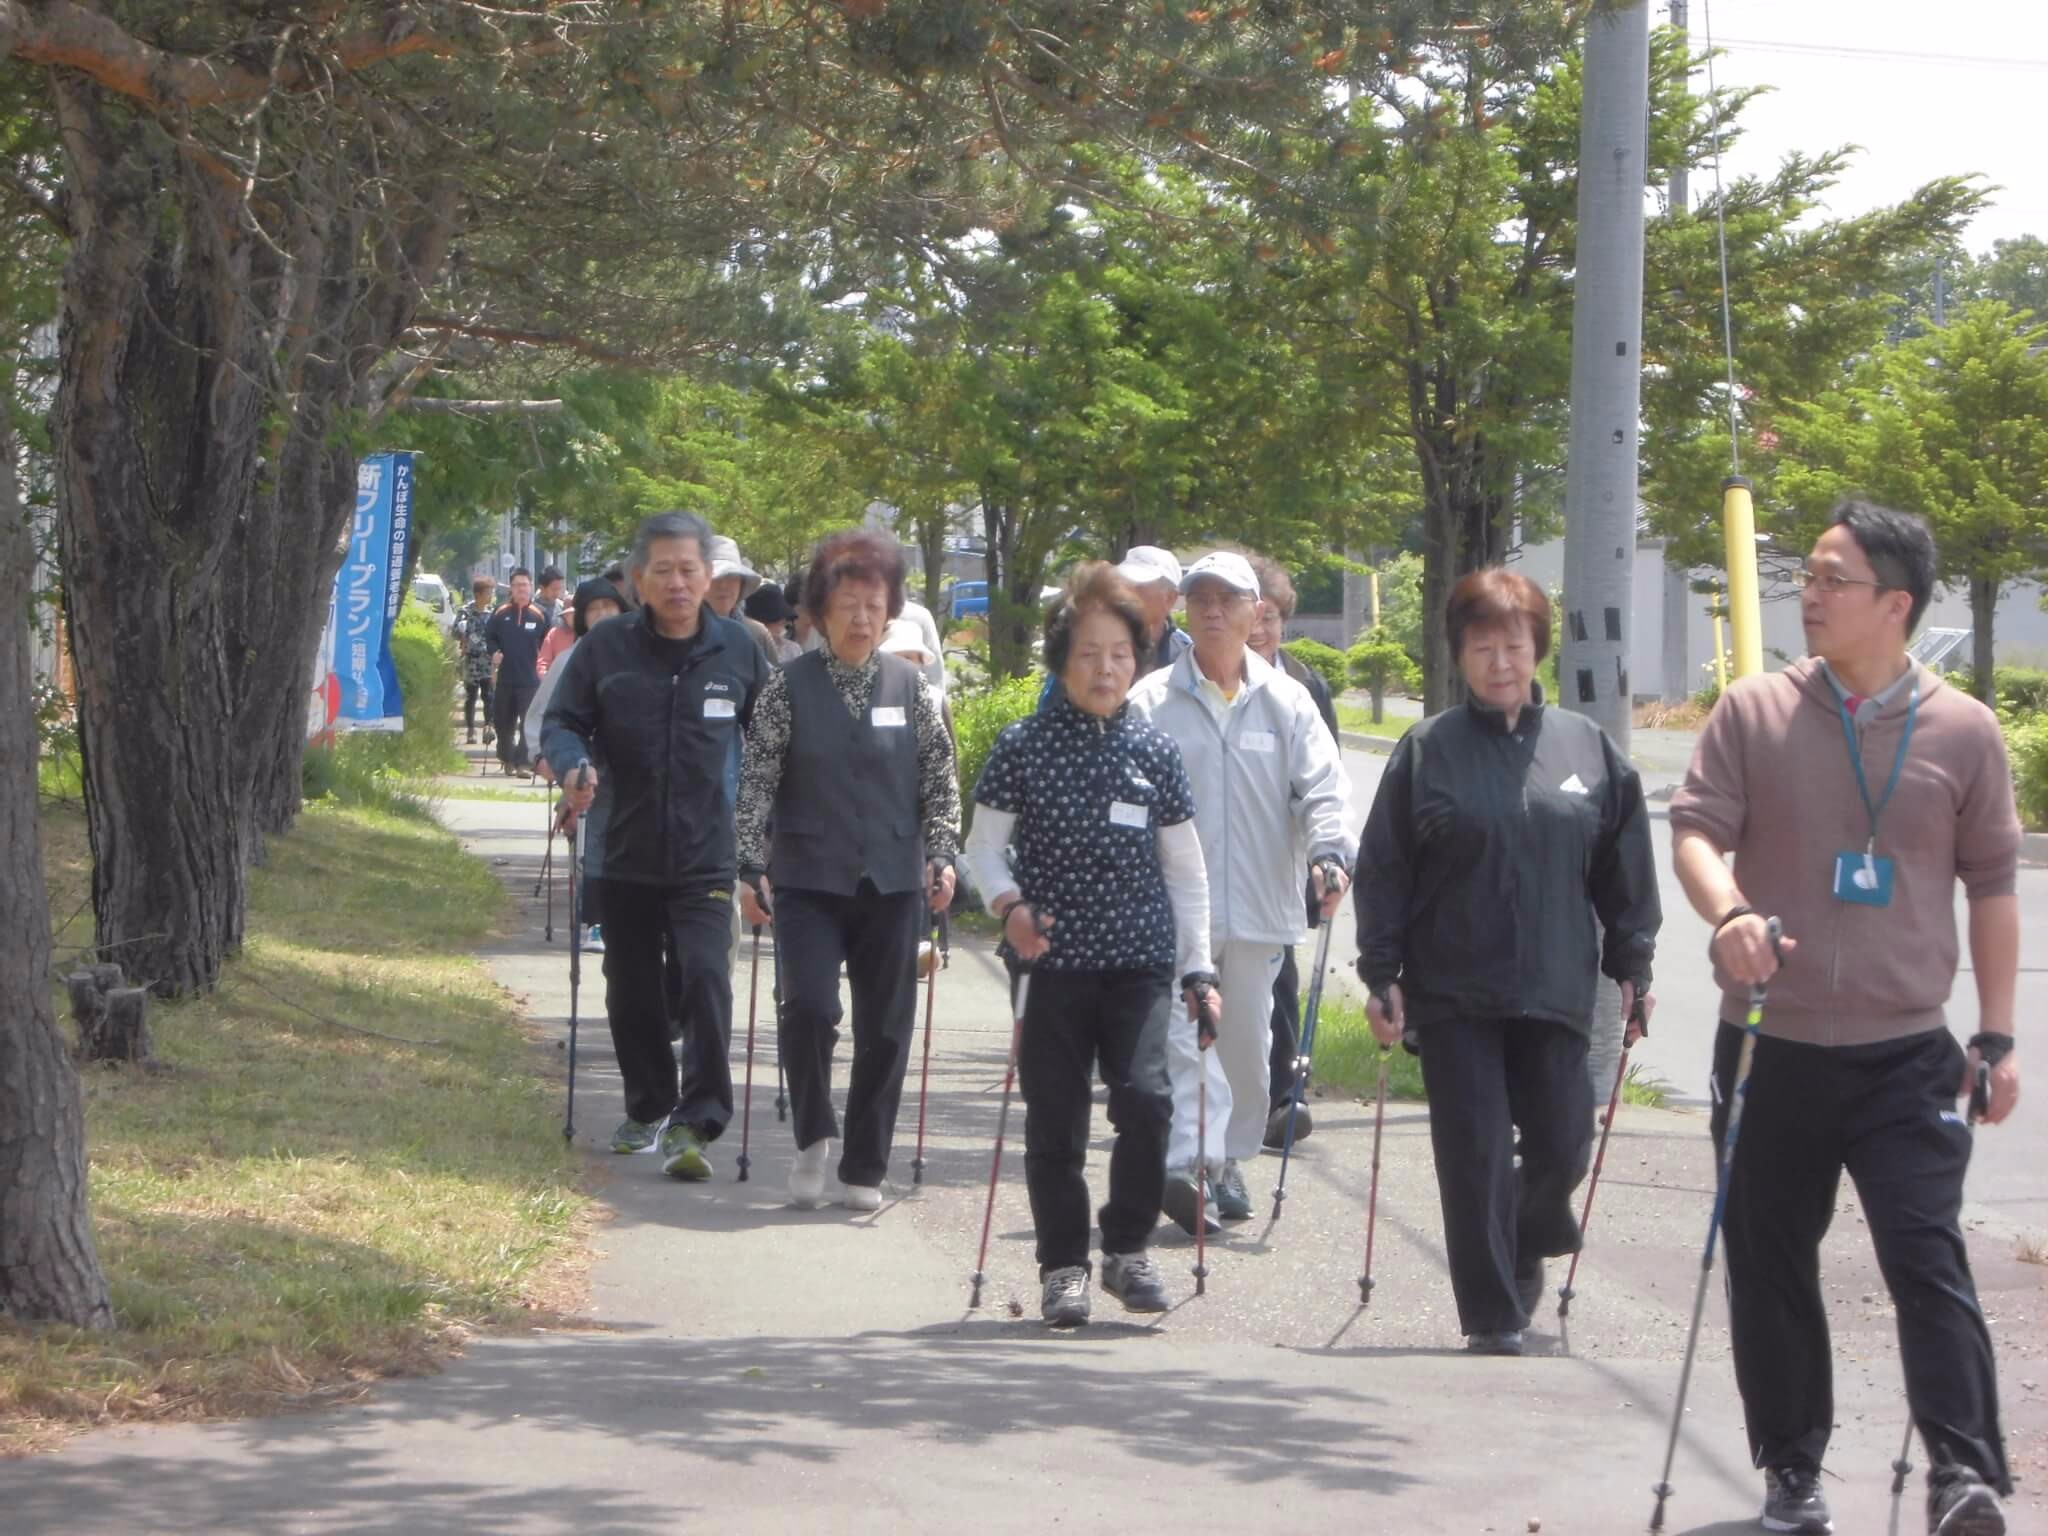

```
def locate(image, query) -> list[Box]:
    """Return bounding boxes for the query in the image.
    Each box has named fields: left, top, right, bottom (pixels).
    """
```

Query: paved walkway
left=8, top=789, right=2042, bottom=1535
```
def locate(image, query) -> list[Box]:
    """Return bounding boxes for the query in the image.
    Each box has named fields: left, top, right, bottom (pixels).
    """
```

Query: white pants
left=1166, top=940, right=1286, bottom=1171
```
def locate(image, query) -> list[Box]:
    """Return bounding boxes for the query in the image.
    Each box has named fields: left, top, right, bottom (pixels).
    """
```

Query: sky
left=1687, top=0, right=2046, bottom=250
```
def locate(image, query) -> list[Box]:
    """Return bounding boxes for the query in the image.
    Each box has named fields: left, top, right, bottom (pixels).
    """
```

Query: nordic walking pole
left=1558, top=990, right=1647, bottom=1318
left=562, top=781, right=588, bottom=1142
left=1357, top=1045, right=1390, bottom=1305
left=1189, top=975, right=1218, bottom=1296
left=1650, top=917, right=1782, bottom=1533
left=539, top=789, right=556, bottom=941
left=970, top=969, right=1029, bottom=1310
left=1271, top=916, right=1335, bottom=1221
left=911, top=912, right=947, bottom=1187
left=737, top=925, right=761, bottom=1183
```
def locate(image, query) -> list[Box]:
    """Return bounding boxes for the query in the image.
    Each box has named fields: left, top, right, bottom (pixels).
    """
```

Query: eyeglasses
left=1793, top=567, right=1890, bottom=596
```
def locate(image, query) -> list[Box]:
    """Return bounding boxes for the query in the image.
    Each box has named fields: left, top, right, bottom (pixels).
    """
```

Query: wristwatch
left=1968, top=1031, right=2015, bottom=1068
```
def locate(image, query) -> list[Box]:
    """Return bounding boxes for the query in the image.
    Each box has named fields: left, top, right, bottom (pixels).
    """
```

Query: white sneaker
left=840, top=1182, right=883, bottom=1213
left=790, top=1139, right=830, bottom=1208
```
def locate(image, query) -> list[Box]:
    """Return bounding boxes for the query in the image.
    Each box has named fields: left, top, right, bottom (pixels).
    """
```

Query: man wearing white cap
left=1116, top=545, right=1193, bottom=671
left=1126, top=550, right=1356, bottom=1232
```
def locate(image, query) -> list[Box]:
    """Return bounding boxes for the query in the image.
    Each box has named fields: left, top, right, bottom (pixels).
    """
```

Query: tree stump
left=65, top=965, right=162, bottom=1068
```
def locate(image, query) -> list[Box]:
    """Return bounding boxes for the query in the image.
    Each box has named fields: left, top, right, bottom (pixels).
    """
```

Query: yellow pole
left=1720, top=475, right=1765, bottom=678
left=1712, top=587, right=1728, bottom=690
left=1368, top=569, right=1381, bottom=630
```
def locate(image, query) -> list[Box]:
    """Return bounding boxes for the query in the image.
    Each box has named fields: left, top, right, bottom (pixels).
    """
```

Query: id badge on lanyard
left=1831, top=677, right=1917, bottom=909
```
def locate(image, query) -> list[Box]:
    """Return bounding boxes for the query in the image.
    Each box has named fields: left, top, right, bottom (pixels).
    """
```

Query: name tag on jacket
left=1109, top=801, right=1149, bottom=828
left=704, top=698, right=737, bottom=720
left=1239, top=730, right=1276, bottom=753
left=872, top=706, right=908, bottom=728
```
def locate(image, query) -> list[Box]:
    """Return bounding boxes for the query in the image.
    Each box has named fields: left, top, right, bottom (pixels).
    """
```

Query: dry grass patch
left=3, top=801, right=588, bottom=1453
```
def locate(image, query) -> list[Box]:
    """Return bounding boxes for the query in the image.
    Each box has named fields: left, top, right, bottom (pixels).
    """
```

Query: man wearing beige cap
left=1127, top=550, right=1355, bottom=1233
left=1116, top=545, right=1193, bottom=671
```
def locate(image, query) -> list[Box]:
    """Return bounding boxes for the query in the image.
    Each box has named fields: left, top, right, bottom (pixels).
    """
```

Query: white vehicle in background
left=411, top=574, right=457, bottom=634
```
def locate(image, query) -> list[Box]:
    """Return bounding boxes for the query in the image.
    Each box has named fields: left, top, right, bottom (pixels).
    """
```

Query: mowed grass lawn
left=2, top=797, right=586, bottom=1452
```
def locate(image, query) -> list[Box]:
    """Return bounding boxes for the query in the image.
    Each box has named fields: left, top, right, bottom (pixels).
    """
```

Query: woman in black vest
left=736, top=530, right=961, bottom=1212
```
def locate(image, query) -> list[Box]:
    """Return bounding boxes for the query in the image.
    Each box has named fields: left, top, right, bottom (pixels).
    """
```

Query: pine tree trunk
left=1970, top=575, right=1997, bottom=705
left=0, top=385, right=115, bottom=1330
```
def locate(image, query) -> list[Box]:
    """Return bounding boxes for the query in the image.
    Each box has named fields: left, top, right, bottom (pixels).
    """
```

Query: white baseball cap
left=1179, top=550, right=1260, bottom=598
left=1115, top=544, right=1183, bottom=592
left=878, top=616, right=933, bottom=664
left=706, top=535, right=762, bottom=598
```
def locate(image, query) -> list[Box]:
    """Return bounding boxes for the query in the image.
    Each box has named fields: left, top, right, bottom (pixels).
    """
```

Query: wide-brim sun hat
left=706, top=534, right=763, bottom=598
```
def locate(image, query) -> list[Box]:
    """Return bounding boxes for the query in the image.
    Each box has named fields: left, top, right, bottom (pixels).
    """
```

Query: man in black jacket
left=1249, top=556, right=1343, bottom=1147
left=486, top=568, right=547, bottom=773
left=545, top=511, right=771, bottom=1180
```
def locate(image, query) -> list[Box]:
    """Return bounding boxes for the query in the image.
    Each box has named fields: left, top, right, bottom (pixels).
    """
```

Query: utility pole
left=1561, top=0, right=1651, bottom=1099
left=1660, top=0, right=1693, bottom=701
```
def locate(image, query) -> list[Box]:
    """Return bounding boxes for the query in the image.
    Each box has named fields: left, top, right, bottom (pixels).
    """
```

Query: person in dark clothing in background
left=1671, top=502, right=2021, bottom=1536
left=1248, top=555, right=1342, bottom=1147
left=454, top=575, right=498, bottom=745
left=1356, top=567, right=1659, bottom=1358
left=965, top=562, right=1218, bottom=1326
left=546, top=511, right=771, bottom=1182
left=486, top=567, right=546, bottom=774
left=535, top=565, right=568, bottom=629
left=736, top=529, right=959, bottom=1213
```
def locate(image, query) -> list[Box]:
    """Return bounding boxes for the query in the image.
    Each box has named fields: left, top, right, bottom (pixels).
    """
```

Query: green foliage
left=1282, top=638, right=1347, bottom=694
left=1346, top=629, right=1420, bottom=708
left=1950, top=666, right=2048, bottom=716
left=951, top=673, right=1045, bottom=835
left=1774, top=301, right=2048, bottom=682
left=2002, top=711, right=2048, bottom=831
left=1373, top=553, right=1428, bottom=664
left=1693, top=677, right=1724, bottom=714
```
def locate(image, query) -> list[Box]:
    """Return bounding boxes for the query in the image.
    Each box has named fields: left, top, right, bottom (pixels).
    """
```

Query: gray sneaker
left=1212, top=1160, right=1254, bottom=1221
left=1160, top=1168, right=1220, bottom=1237
left=1928, top=1469, right=2006, bottom=1536
left=610, top=1118, right=657, bottom=1154
left=1040, top=1265, right=1091, bottom=1328
left=1100, top=1250, right=1170, bottom=1313
left=658, top=1122, right=712, bottom=1181
left=1761, top=1465, right=1833, bottom=1534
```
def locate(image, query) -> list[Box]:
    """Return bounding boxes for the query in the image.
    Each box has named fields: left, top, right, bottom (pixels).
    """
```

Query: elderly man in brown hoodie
left=1670, top=500, right=2020, bottom=1536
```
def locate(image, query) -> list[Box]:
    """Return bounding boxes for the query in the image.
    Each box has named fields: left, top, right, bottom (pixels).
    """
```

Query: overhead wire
left=1702, top=0, right=1743, bottom=474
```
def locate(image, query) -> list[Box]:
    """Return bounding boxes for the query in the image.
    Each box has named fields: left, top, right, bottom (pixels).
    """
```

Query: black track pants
left=1417, top=1015, right=1592, bottom=1335
left=592, top=878, right=735, bottom=1138
left=1016, top=965, right=1174, bottom=1273
left=1712, top=1022, right=2009, bottom=1490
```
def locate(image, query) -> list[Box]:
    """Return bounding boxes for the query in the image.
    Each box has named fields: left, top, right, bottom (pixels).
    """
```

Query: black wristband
left=993, top=895, right=1022, bottom=922
left=1968, top=1032, right=2015, bottom=1068
left=1713, top=903, right=1755, bottom=935
left=1180, top=970, right=1220, bottom=994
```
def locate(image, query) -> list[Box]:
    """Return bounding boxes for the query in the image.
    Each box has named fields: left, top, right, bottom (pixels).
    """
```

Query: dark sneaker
left=1040, top=1265, right=1090, bottom=1327
left=1264, top=1102, right=1313, bottom=1149
left=610, top=1118, right=657, bottom=1154
left=1761, top=1465, right=1833, bottom=1534
left=1928, top=1469, right=2006, bottom=1536
left=1465, top=1330, right=1524, bottom=1356
left=659, top=1123, right=712, bottom=1181
left=1212, top=1160, right=1254, bottom=1222
left=1161, top=1168, right=1221, bottom=1237
left=1100, top=1250, right=1171, bottom=1313
left=1515, top=1252, right=1546, bottom=1320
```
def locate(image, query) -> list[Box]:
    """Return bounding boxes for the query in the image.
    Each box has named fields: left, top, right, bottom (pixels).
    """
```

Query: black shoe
left=1465, top=1330, right=1523, bottom=1356
left=1928, top=1469, right=2006, bottom=1536
left=1040, top=1265, right=1090, bottom=1328
left=465, top=730, right=477, bottom=744
left=1761, top=1465, right=1833, bottom=1534
left=1100, top=1250, right=1171, bottom=1313
left=1515, top=1252, right=1545, bottom=1320
left=1263, top=1102, right=1313, bottom=1149
left=1161, top=1169, right=1221, bottom=1237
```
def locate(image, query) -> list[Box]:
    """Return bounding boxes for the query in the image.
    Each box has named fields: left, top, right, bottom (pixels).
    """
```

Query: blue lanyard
left=1836, top=675, right=1918, bottom=851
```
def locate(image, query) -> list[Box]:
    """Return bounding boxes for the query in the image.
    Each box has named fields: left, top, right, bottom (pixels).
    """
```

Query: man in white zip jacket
left=1127, top=550, right=1357, bottom=1229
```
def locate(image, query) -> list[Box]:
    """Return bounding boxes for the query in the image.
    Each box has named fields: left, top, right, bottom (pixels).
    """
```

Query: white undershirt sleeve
left=963, top=805, right=1020, bottom=911
left=1156, top=818, right=1213, bottom=980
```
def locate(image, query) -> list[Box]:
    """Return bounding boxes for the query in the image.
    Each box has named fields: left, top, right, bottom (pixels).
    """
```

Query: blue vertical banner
left=331, top=451, right=415, bottom=732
